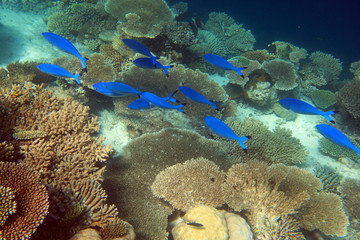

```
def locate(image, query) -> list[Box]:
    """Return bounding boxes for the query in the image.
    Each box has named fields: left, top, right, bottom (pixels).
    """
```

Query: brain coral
left=105, top=0, right=174, bottom=38
left=262, top=59, right=298, bottom=91
left=171, top=205, right=229, bottom=240
left=151, top=157, right=226, bottom=211
left=103, top=128, right=232, bottom=240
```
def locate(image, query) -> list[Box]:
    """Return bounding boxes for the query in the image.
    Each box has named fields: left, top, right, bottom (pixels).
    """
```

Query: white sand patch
left=209, top=73, right=229, bottom=87
left=0, top=7, right=89, bottom=67
left=98, top=109, right=130, bottom=155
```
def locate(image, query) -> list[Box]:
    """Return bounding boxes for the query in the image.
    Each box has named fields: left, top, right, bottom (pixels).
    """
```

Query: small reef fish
left=186, top=222, right=205, bottom=230
left=203, top=54, right=246, bottom=78
left=133, top=58, right=172, bottom=77
left=37, top=64, right=81, bottom=84
left=141, top=92, right=185, bottom=113
left=122, top=39, right=158, bottom=64
left=178, top=86, right=219, bottom=110
left=204, top=116, right=250, bottom=152
left=278, top=98, right=336, bottom=123
left=42, top=32, right=87, bottom=70
left=128, top=91, right=179, bottom=110
left=92, top=82, right=140, bottom=97
left=316, top=124, right=360, bottom=157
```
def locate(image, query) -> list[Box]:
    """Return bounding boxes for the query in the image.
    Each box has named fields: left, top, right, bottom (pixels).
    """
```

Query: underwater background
left=0, top=0, right=360, bottom=240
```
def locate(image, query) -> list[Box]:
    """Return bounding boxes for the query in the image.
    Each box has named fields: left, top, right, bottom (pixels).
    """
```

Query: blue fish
left=204, top=116, right=250, bottom=152
left=92, top=82, right=140, bottom=97
left=37, top=64, right=81, bottom=84
left=42, top=32, right=87, bottom=70
left=133, top=58, right=172, bottom=77
left=178, top=86, right=218, bottom=110
left=128, top=98, right=153, bottom=110
left=203, top=54, right=246, bottom=78
left=122, top=39, right=157, bottom=64
left=128, top=91, right=179, bottom=110
left=278, top=98, right=336, bottom=123
left=141, top=92, right=185, bottom=113
left=316, top=124, right=360, bottom=157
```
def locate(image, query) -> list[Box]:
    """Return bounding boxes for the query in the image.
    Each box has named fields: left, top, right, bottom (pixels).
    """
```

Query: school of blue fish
left=38, top=33, right=360, bottom=157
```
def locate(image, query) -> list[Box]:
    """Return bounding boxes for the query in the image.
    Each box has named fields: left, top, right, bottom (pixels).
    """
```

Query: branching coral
left=0, top=162, right=49, bottom=240
left=103, top=128, right=232, bottom=239
left=336, top=80, right=360, bottom=119
left=151, top=157, right=226, bottom=211
left=223, top=118, right=308, bottom=165
left=262, top=59, right=298, bottom=91
left=105, top=0, right=174, bottom=38
left=319, top=136, right=360, bottom=162
left=340, top=178, right=360, bottom=230
left=0, top=185, right=16, bottom=227
left=314, top=165, right=343, bottom=195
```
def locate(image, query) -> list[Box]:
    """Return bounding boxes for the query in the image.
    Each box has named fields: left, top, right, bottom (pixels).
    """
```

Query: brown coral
left=262, top=59, right=298, bottom=91
left=243, top=49, right=275, bottom=64
left=103, top=128, right=232, bottom=239
left=0, top=185, right=17, bottom=227
left=340, top=178, right=360, bottom=230
left=0, top=162, right=49, bottom=240
left=336, top=80, right=360, bottom=118
left=151, top=157, right=225, bottom=211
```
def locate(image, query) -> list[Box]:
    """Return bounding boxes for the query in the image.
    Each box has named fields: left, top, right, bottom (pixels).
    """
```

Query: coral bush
left=151, top=157, right=226, bottom=211
left=103, top=128, right=232, bottom=239
left=105, top=0, right=174, bottom=38
left=340, top=178, right=360, bottom=230
left=309, top=51, right=342, bottom=83
left=336, top=80, right=360, bottom=118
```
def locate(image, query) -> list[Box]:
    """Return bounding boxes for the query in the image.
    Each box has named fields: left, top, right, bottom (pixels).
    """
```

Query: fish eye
left=210, top=177, right=215, bottom=182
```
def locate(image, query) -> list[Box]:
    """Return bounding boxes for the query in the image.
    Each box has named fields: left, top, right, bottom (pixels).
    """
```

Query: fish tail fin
left=177, top=103, right=187, bottom=113
left=235, top=67, right=246, bottom=78
left=210, top=101, right=222, bottom=110
left=237, top=136, right=251, bottom=152
left=323, top=111, right=336, bottom=123
left=80, top=56, right=88, bottom=70
left=163, top=65, right=172, bottom=77
left=167, top=90, right=180, bottom=103
left=74, top=74, right=81, bottom=85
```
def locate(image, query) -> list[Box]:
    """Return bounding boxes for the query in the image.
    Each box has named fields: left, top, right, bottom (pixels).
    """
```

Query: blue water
left=181, top=0, right=360, bottom=71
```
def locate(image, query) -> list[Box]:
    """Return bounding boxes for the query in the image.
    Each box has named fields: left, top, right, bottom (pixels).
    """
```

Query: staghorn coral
left=0, top=185, right=17, bottom=227
left=336, top=79, right=360, bottom=118
left=116, top=63, right=235, bottom=137
left=0, top=83, right=111, bottom=186
left=151, top=157, right=226, bottom=211
left=223, top=118, right=308, bottom=165
left=171, top=205, right=229, bottom=240
left=105, top=0, right=174, bottom=38
left=309, top=51, right=342, bottom=84
left=222, top=160, right=308, bottom=239
left=262, top=59, right=298, bottom=91
left=103, top=128, right=232, bottom=240
left=0, top=162, right=49, bottom=240
left=310, top=89, right=337, bottom=109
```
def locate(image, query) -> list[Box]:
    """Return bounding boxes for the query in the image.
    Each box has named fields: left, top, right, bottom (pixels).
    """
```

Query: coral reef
left=164, top=22, right=197, bottom=47
left=0, top=185, right=16, bottom=227
left=243, top=49, right=275, bottom=64
left=103, top=128, right=232, bottom=240
left=336, top=80, right=360, bottom=118
left=310, top=89, right=337, bottom=109
left=307, top=51, right=343, bottom=84
left=340, top=178, right=360, bottom=230
left=314, top=165, right=342, bottom=194
left=151, top=157, right=226, bottom=211
left=115, top=63, right=235, bottom=137
left=267, top=41, right=307, bottom=65
left=262, top=59, right=298, bottom=91
left=223, top=118, right=308, bottom=165
left=171, top=205, right=229, bottom=240
left=105, top=0, right=174, bottom=38
left=0, top=162, right=49, bottom=240
left=273, top=102, right=297, bottom=121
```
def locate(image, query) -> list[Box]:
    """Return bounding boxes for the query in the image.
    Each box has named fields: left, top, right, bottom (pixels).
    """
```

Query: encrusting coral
left=0, top=162, right=49, bottom=240
left=105, top=0, right=174, bottom=38
left=103, top=128, right=232, bottom=240
left=151, top=157, right=226, bottom=211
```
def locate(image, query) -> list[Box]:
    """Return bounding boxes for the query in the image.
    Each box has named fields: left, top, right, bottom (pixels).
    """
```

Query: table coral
left=262, top=59, right=298, bottom=91
left=309, top=51, right=342, bottom=84
left=103, top=128, right=232, bottom=240
left=105, top=0, right=174, bottom=38
left=0, top=162, right=49, bottom=240
left=151, top=157, right=226, bottom=211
